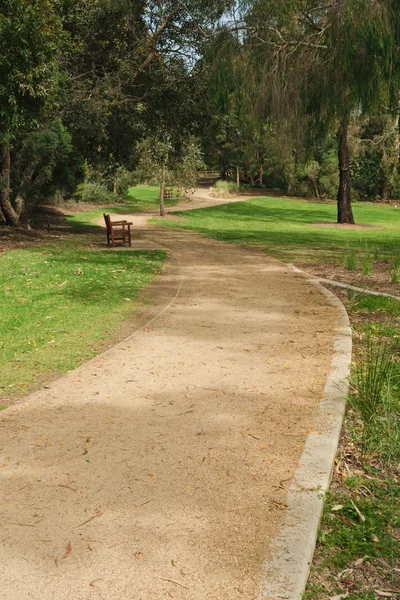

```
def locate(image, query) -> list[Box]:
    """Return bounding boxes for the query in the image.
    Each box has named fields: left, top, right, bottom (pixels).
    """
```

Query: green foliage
left=352, top=337, right=394, bottom=425
left=111, top=167, right=136, bottom=201
left=75, top=181, right=114, bottom=204
left=135, top=135, right=204, bottom=192
left=0, top=0, right=62, bottom=137
left=212, top=180, right=239, bottom=197
left=352, top=147, right=383, bottom=202
left=344, top=249, right=357, bottom=271
left=361, top=252, right=373, bottom=276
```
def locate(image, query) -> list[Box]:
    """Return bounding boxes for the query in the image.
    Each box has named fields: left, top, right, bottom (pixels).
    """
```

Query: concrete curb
left=316, top=277, right=400, bottom=302
left=258, top=264, right=352, bottom=600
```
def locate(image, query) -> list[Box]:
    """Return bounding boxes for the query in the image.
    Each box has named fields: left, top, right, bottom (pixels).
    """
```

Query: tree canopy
left=1, top=0, right=400, bottom=226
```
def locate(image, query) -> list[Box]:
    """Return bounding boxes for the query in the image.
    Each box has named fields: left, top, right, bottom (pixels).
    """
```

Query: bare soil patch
left=298, top=260, right=400, bottom=297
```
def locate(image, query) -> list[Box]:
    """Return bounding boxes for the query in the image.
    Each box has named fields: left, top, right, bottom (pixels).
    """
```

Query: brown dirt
left=0, top=192, right=339, bottom=599
left=299, top=260, right=400, bottom=297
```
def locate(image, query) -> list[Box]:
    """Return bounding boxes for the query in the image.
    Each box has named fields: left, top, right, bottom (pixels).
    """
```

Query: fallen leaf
left=376, top=592, right=393, bottom=598
left=355, top=555, right=368, bottom=566
left=63, top=541, right=72, bottom=559
left=329, top=593, right=348, bottom=600
left=372, top=534, right=380, bottom=542
left=331, top=505, right=344, bottom=511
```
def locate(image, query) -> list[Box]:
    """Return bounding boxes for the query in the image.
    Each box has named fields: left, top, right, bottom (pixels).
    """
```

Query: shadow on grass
left=163, top=198, right=400, bottom=260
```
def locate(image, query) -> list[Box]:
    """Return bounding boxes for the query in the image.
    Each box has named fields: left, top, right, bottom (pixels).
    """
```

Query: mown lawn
left=65, top=184, right=179, bottom=228
left=152, top=196, right=400, bottom=262
left=0, top=245, right=166, bottom=402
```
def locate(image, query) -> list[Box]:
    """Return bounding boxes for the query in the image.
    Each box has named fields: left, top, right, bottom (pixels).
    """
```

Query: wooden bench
left=103, top=213, right=132, bottom=247
left=164, top=187, right=178, bottom=201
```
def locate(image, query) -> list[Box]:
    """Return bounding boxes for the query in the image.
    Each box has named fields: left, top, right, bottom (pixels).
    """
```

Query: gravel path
left=0, top=193, right=338, bottom=599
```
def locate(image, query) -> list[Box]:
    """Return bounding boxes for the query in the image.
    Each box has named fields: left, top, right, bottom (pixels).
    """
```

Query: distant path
left=0, top=193, right=339, bottom=599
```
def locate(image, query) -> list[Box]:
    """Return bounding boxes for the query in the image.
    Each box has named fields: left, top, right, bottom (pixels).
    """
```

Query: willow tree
left=311, top=0, right=399, bottom=223
left=213, top=0, right=400, bottom=222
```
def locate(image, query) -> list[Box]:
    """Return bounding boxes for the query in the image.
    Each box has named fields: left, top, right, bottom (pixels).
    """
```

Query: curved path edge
left=259, top=265, right=352, bottom=600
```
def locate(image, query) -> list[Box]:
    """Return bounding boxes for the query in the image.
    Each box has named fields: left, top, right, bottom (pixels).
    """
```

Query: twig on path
left=74, top=511, right=103, bottom=529
left=160, top=578, right=188, bottom=590
left=57, top=484, right=79, bottom=494
left=135, top=499, right=153, bottom=507
left=158, top=410, right=195, bottom=417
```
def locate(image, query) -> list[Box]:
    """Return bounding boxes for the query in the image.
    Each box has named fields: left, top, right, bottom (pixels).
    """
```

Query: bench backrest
left=103, top=213, right=112, bottom=233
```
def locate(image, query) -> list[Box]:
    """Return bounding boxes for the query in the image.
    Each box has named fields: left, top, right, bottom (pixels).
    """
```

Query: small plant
left=212, top=180, right=231, bottom=198
left=390, top=254, right=400, bottom=282
left=361, top=252, right=373, bottom=276
left=344, top=248, right=357, bottom=271
left=352, top=336, right=393, bottom=424
left=390, top=267, right=400, bottom=283
left=211, top=180, right=239, bottom=198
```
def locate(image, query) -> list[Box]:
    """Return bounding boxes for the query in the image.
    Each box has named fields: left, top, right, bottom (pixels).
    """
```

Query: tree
left=135, top=134, right=204, bottom=216
left=206, top=0, right=400, bottom=221
left=0, top=0, right=63, bottom=225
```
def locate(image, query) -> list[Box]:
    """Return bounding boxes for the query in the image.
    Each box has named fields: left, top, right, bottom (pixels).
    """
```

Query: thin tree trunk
left=160, top=165, right=166, bottom=217
left=0, top=143, right=19, bottom=226
left=310, top=178, right=320, bottom=199
left=337, top=121, right=355, bottom=224
left=236, top=166, right=240, bottom=187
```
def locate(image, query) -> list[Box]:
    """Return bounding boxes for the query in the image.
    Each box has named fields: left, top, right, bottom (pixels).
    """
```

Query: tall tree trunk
left=0, top=143, right=19, bottom=226
left=160, top=165, right=166, bottom=217
left=337, top=121, right=355, bottom=224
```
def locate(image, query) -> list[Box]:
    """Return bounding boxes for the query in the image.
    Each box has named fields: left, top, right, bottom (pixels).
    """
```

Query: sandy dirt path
left=0, top=193, right=338, bottom=599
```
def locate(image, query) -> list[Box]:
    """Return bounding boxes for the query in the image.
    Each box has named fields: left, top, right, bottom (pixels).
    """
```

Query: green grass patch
left=349, top=294, right=400, bottom=316
left=0, top=246, right=166, bottom=398
left=65, top=185, right=179, bottom=229
left=305, top=290, right=400, bottom=598
left=127, top=184, right=179, bottom=209
left=304, top=470, right=400, bottom=599
left=151, top=196, right=400, bottom=262
left=319, top=480, right=399, bottom=570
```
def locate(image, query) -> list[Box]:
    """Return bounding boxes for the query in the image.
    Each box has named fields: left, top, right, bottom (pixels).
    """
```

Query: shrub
left=76, top=181, right=114, bottom=204
left=212, top=180, right=239, bottom=198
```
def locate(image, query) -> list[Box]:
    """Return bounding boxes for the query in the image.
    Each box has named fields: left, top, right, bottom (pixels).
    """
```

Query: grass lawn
left=65, top=184, right=179, bottom=228
left=152, top=195, right=400, bottom=262
left=0, top=245, right=166, bottom=403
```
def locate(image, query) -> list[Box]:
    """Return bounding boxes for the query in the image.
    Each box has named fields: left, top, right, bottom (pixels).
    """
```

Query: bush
left=75, top=181, right=114, bottom=204
left=212, top=180, right=239, bottom=198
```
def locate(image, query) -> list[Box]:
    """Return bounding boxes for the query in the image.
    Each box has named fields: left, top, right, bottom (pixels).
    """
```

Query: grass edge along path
left=0, top=245, right=166, bottom=405
left=303, top=292, right=400, bottom=600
